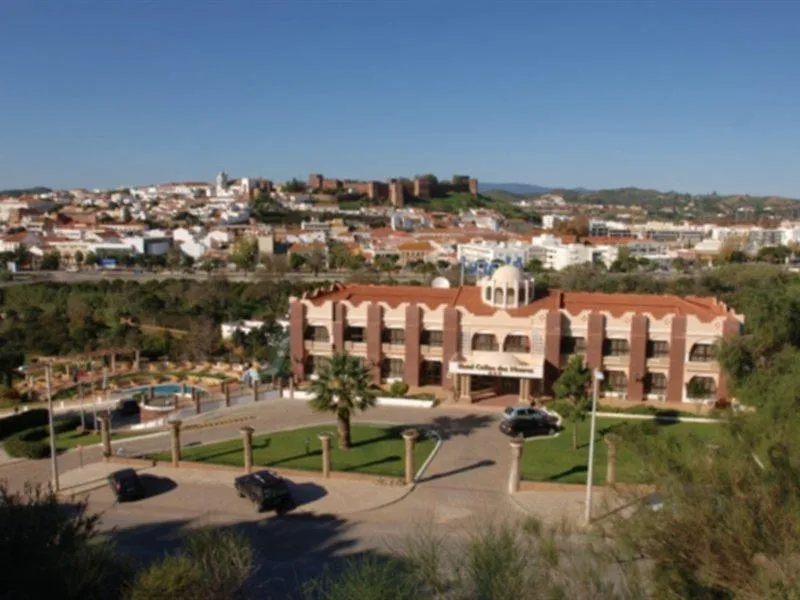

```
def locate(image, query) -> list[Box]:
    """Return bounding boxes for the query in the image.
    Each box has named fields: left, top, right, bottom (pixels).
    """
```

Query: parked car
left=499, top=411, right=560, bottom=438
left=117, top=398, right=140, bottom=415
left=503, top=405, right=547, bottom=421
left=107, top=468, right=146, bottom=502
left=234, top=470, right=293, bottom=513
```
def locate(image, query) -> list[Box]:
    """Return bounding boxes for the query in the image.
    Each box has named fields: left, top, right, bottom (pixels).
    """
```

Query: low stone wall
left=282, top=389, right=434, bottom=409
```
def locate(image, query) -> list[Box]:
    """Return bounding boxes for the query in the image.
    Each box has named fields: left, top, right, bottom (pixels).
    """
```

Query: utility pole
left=45, top=364, right=59, bottom=492
left=584, top=368, right=604, bottom=526
left=78, top=381, right=86, bottom=430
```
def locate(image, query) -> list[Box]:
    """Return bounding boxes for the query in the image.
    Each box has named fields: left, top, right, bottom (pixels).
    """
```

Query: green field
left=152, top=424, right=436, bottom=478
left=520, top=417, right=727, bottom=484
left=55, top=429, right=141, bottom=450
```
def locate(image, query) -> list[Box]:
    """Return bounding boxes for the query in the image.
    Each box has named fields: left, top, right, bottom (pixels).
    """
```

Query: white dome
left=491, top=265, right=524, bottom=285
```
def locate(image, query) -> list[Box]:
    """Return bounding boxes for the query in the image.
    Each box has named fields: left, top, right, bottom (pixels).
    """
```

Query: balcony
left=602, top=354, right=629, bottom=368
left=646, top=356, right=670, bottom=368
left=685, top=359, right=716, bottom=373
left=420, top=345, right=443, bottom=359
left=304, top=340, right=332, bottom=353
left=381, top=343, right=405, bottom=356
left=344, top=341, right=367, bottom=354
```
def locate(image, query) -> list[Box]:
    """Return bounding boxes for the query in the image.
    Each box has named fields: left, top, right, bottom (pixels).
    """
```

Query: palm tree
left=307, top=352, right=377, bottom=450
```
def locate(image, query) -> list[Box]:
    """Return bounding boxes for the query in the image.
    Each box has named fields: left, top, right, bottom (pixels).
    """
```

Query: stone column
left=402, top=429, right=419, bottom=485
left=252, top=381, right=260, bottom=403
left=508, top=438, right=524, bottom=494
left=170, top=420, right=182, bottom=467
left=289, top=377, right=295, bottom=401
left=241, top=426, right=255, bottom=474
left=193, top=388, right=201, bottom=414
left=277, top=377, right=284, bottom=399
left=134, top=349, right=141, bottom=371
left=100, top=413, right=112, bottom=459
left=224, top=382, right=231, bottom=407
left=459, top=374, right=472, bottom=403
left=319, top=433, right=331, bottom=478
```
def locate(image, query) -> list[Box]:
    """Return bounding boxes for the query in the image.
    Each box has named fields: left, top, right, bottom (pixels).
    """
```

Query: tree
left=0, top=482, right=128, bottom=599
left=40, top=250, right=61, bottom=271
left=83, top=251, right=98, bottom=267
left=230, top=237, right=257, bottom=271
left=552, top=355, right=591, bottom=450
left=306, top=248, right=327, bottom=275
left=307, top=352, right=377, bottom=450
left=290, top=253, right=306, bottom=271
left=523, top=258, right=543, bottom=273
left=165, top=247, right=183, bottom=270
left=284, top=178, right=307, bottom=193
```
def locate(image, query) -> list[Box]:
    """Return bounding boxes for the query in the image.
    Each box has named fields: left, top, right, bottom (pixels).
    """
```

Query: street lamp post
left=584, top=368, right=604, bottom=526
left=45, top=363, right=59, bottom=492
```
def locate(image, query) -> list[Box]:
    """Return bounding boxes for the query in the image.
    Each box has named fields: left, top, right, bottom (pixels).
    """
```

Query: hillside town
left=1, top=170, right=799, bottom=277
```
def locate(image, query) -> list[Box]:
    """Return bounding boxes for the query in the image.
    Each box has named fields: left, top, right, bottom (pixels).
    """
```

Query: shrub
left=0, top=409, right=49, bottom=440
left=4, top=415, right=81, bottom=459
left=388, top=381, right=409, bottom=397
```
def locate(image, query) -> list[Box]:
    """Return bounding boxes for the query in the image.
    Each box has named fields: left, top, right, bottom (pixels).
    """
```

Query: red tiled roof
left=305, top=284, right=732, bottom=321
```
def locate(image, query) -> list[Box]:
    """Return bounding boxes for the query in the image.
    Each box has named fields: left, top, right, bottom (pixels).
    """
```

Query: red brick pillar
left=627, top=315, right=648, bottom=401
left=366, top=303, right=383, bottom=386
left=667, top=316, right=687, bottom=403
left=332, top=302, right=346, bottom=352
left=442, top=308, right=460, bottom=389
left=290, top=302, right=306, bottom=382
left=716, top=316, right=742, bottom=403
left=586, top=312, right=605, bottom=371
left=543, top=310, right=562, bottom=395
left=404, top=304, right=421, bottom=387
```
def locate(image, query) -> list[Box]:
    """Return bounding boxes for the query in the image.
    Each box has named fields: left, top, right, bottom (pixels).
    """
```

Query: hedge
left=0, top=409, right=49, bottom=440
left=4, top=415, right=82, bottom=459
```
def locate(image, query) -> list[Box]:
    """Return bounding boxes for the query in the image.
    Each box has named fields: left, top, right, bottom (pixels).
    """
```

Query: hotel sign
left=449, top=361, right=543, bottom=379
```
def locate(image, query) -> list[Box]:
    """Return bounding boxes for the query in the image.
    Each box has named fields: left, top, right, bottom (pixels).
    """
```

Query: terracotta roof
left=397, top=241, right=434, bottom=252
left=305, top=284, right=733, bottom=321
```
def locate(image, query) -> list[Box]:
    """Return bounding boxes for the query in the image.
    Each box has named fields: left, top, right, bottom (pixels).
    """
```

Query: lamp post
left=44, top=364, right=59, bottom=492
left=584, top=368, right=604, bottom=526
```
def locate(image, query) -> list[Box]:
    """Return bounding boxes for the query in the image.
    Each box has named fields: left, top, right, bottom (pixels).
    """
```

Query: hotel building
left=289, top=266, right=743, bottom=405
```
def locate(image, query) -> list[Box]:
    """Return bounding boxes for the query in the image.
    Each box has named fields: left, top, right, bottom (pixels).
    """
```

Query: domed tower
left=477, top=265, right=534, bottom=309
left=216, top=171, right=229, bottom=195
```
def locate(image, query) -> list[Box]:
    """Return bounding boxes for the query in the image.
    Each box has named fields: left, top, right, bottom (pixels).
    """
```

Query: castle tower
left=389, top=179, right=404, bottom=208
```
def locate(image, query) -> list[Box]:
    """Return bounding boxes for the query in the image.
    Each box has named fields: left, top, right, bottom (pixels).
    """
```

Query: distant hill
left=0, top=186, right=52, bottom=197
left=480, top=182, right=552, bottom=196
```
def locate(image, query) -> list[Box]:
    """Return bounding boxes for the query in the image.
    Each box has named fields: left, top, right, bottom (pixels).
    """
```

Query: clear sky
left=1, top=1, right=798, bottom=196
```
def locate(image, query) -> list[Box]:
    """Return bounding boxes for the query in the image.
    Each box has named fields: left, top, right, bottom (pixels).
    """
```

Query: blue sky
left=1, top=1, right=798, bottom=196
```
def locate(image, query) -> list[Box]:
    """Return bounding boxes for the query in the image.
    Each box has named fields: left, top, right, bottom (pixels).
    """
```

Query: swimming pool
left=123, top=383, right=207, bottom=398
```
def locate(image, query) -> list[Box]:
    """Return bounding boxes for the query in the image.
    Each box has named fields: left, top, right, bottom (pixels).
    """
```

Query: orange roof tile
left=305, top=284, right=732, bottom=321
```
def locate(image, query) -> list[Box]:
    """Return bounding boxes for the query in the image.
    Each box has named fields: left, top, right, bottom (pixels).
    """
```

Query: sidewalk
left=58, top=461, right=410, bottom=516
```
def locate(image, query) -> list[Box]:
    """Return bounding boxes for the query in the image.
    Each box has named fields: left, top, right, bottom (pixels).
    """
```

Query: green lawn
left=55, top=429, right=141, bottom=450
left=152, top=424, right=436, bottom=478
left=521, top=417, right=728, bottom=484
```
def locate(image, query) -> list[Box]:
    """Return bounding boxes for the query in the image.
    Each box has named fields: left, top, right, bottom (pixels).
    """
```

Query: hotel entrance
left=449, top=354, right=543, bottom=406
left=471, top=376, right=521, bottom=402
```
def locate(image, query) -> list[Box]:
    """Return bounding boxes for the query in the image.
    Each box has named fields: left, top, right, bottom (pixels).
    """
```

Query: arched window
left=503, top=335, right=530, bottom=353
left=493, top=288, right=504, bottom=305
left=686, top=376, right=716, bottom=399
left=689, top=344, right=715, bottom=362
left=472, top=333, right=499, bottom=352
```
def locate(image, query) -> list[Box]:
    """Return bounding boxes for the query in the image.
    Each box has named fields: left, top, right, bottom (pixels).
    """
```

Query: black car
left=108, top=468, right=146, bottom=502
left=117, top=398, right=140, bottom=416
left=234, top=470, right=293, bottom=513
left=499, top=411, right=560, bottom=438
